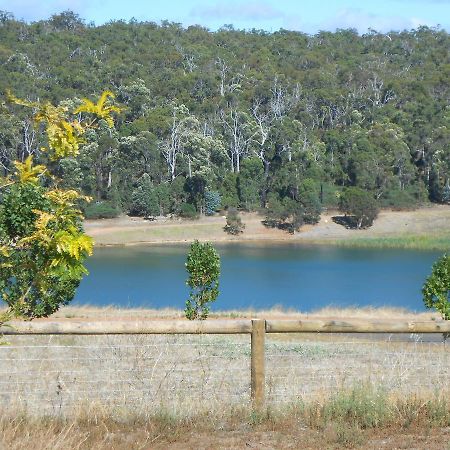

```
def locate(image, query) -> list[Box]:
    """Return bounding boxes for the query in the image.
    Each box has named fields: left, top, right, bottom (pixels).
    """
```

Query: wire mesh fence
left=265, top=334, right=449, bottom=404
left=0, top=330, right=449, bottom=416
left=0, top=334, right=251, bottom=416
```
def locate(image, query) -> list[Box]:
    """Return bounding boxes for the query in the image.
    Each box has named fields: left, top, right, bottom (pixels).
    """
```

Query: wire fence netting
left=265, top=334, right=450, bottom=404
left=0, top=334, right=251, bottom=416
left=0, top=333, right=448, bottom=416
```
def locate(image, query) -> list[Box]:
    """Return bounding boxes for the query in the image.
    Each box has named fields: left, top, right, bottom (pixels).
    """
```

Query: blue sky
left=1, top=0, right=449, bottom=34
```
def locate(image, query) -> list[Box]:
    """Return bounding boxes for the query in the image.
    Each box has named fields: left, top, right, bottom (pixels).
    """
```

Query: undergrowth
left=1, top=387, right=449, bottom=449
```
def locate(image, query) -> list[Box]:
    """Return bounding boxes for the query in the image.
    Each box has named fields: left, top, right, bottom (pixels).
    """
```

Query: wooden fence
left=1, top=318, right=449, bottom=410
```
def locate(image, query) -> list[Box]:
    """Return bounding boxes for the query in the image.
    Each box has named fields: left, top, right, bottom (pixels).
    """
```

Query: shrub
left=442, top=185, right=450, bottom=204
left=298, top=178, right=322, bottom=224
left=264, top=195, right=304, bottom=234
left=339, top=187, right=379, bottom=229
left=84, top=201, right=120, bottom=219
left=130, top=173, right=159, bottom=217
left=422, top=254, right=450, bottom=320
left=224, top=208, right=245, bottom=235
left=204, top=191, right=221, bottom=216
left=179, top=202, right=198, bottom=219
left=381, top=188, right=422, bottom=211
left=185, top=241, right=220, bottom=320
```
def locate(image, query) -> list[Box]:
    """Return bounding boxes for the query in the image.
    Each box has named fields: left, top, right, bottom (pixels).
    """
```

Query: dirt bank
left=84, top=205, right=450, bottom=247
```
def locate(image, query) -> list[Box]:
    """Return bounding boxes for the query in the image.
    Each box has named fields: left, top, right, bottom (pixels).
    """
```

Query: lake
left=73, top=244, right=442, bottom=312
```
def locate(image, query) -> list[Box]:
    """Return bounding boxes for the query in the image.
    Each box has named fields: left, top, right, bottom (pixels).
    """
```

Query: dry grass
left=0, top=332, right=447, bottom=415
left=1, top=389, right=449, bottom=449
left=84, top=206, right=450, bottom=250
left=41, top=305, right=441, bottom=321
left=1, top=308, right=448, bottom=448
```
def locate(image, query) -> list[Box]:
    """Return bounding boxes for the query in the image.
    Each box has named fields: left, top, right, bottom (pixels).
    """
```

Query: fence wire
left=0, top=334, right=251, bottom=416
left=1, top=332, right=449, bottom=416
left=265, top=334, right=450, bottom=404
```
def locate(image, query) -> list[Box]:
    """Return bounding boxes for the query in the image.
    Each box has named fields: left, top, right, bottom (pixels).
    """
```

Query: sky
left=1, top=0, right=449, bottom=34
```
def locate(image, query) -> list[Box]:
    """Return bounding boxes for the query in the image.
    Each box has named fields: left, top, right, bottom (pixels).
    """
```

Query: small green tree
left=130, top=173, right=159, bottom=217
left=185, top=240, right=220, bottom=320
left=204, top=190, right=221, bottom=215
left=422, top=254, right=450, bottom=320
left=224, top=208, right=245, bottom=235
left=339, top=187, right=379, bottom=229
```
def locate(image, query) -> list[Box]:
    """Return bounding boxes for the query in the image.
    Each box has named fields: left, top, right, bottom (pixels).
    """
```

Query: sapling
left=185, top=240, right=220, bottom=320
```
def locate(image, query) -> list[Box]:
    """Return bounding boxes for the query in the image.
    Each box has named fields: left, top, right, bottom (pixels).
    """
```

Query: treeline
left=0, top=11, right=449, bottom=227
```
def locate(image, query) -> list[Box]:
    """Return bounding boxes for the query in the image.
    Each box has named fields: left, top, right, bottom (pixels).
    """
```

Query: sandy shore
left=84, top=205, right=450, bottom=247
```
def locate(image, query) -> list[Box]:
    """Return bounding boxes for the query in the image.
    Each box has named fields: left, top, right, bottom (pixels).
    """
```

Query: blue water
left=73, top=244, right=442, bottom=312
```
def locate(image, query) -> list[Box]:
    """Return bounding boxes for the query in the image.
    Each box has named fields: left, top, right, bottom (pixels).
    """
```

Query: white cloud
left=324, top=8, right=437, bottom=33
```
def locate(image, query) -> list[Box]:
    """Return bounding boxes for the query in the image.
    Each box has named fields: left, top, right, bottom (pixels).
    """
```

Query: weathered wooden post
left=251, top=318, right=266, bottom=409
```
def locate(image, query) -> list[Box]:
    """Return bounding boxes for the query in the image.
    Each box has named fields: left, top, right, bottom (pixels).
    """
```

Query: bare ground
left=84, top=205, right=450, bottom=246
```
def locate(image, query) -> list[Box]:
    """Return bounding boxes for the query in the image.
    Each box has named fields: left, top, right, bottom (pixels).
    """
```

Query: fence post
left=251, top=319, right=266, bottom=409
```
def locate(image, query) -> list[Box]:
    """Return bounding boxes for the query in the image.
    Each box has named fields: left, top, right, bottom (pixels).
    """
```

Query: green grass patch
left=325, top=233, right=450, bottom=251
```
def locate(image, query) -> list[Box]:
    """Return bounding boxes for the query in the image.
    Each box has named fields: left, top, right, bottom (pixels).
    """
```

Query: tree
left=0, top=91, right=121, bottom=318
left=264, top=194, right=304, bottom=234
left=422, top=254, right=450, bottom=320
left=224, top=208, right=245, bottom=235
left=298, top=178, right=322, bottom=224
left=238, top=157, right=264, bottom=210
left=339, top=187, right=379, bottom=229
left=185, top=240, right=220, bottom=320
left=130, top=173, right=159, bottom=216
left=204, top=190, right=221, bottom=215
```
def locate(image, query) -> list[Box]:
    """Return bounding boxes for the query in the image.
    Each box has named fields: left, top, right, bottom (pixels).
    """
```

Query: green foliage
left=264, top=195, right=304, bottom=234
left=422, top=254, right=450, bottom=320
left=298, top=179, right=322, bottom=224
left=238, top=158, right=264, bottom=210
left=0, top=185, right=93, bottom=318
left=219, top=173, right=240, bottom=208
left=224, top=208, right=245, bottom=235
left=204, top=191, right=221, bottom=216
left=84, top=201, right=120, bottom=219
left=0, top=17, right=448, bottom=221
left=0, top=91, right=119, bottom=319
left=185, top=241, right=220, bottom=320
left=381, top=189, right=418, bottom=211
left=442, top=185, right=450, bottom=204
left=0, top=182, right=50, bottom=238
left=339, top=187, right=379, bottom=229
left=130, top=174, right=160, bottom=217
left=179, top=202, right=198, bottom=219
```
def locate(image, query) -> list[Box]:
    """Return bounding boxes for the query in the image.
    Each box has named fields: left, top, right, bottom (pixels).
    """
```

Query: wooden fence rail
left=1, top=318, right=449, bottom=409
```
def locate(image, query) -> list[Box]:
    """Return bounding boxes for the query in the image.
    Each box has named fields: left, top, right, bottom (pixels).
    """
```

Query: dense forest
left=0, top=10, right=449, bottom=227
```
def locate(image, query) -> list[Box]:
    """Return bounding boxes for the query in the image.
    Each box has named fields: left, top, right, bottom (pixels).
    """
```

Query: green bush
left=381, top=188, right=423, bottom=210
left=422, top=253, right=450, bottom=320
left=298, top=178, right=322, bottom=224
left=130, top=173, right=160, bottom=217
left=339, top=187, right=379, bottom=229
left=264, top=195, right=304, bottom=234
left=179, top=202, right=198, bottom=219
left=224, top=208, right=245, bottom=235
left=84, top=201, right=120, bottom=219
left=185, top=240, right=220, bottom=320
left=204, top=191, right=221, bottom=216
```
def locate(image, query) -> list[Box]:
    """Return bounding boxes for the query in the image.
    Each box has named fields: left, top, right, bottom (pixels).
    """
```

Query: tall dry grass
left=1, top=387, right=449, bottom=449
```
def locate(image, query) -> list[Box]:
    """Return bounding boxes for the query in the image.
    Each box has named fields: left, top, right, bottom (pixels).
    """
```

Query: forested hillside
left=0, top=11, right=449, bottom=224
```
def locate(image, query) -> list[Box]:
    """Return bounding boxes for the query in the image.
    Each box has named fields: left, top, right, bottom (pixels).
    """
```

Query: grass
left=1, top=308, right=448, bottom=448
left=327, top=233, right=450, bottom=251
left=1, top=388, right=449, bottom=449
left=23, top=304, right=441, bottom=321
